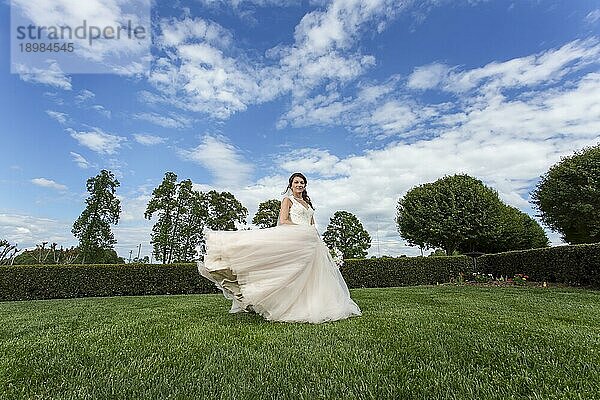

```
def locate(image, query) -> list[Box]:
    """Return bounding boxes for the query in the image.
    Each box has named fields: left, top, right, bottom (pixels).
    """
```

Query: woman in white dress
left=197, top=172, right=361, bottom=323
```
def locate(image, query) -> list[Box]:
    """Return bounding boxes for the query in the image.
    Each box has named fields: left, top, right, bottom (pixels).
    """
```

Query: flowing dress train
left=197, top=195, right=361, bottom=323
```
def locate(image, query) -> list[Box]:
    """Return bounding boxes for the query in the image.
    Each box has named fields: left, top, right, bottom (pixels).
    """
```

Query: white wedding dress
left=197, top=195, right=361, bottom=323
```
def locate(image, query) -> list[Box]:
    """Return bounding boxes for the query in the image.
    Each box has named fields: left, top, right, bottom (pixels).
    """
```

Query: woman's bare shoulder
left=281, top=196, right=292, bottom=206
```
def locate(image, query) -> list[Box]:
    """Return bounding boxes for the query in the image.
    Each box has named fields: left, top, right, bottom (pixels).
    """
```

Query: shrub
left=1, top=243, right=598, bottom=301
left=0, top=263, right=218, bottom=301
left=0, top=257, right=474, bottom=301
left=478, top=243, right=600, bottom=287
left=340, top=256, right=472, bottom=288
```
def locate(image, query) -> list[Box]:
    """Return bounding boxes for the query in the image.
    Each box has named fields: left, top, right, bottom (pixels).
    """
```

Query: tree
left=253, top=199, right=281, bottom=228
left=145, top=173, right=207, bottom=263
left=532, top=144, right=600, bottom=244
left=204, top=190, right=248, bottom=231
left=428, top=249, right=448, bottom=257
left=469, top=205, right=549, bottom=253
left=174, top=188, right=207, bottom=262
left=323, top=211, right=371, bottom=259
left=72, top=170, right=121, bottom=263
left=145, top=172, right=178, bottom=264
left=13, top=242, right=77, bottom=265
left=0, top=239, right=20, bottom=265
left=145, top=175, right=247, bottom=263
left=396, top=174, right=503, bottom=255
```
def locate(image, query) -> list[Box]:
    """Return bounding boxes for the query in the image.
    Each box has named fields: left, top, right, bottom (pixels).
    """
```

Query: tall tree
left=396, top=174, right=502, bottom=255
left=72, top=170, right=121, bottom=263
left=532, top=144, right=600, bottom=244
left=173, top=185, right=207, bottom=262
left=145, top=176, right=248, bottom=263
left=253, top=199, right=281, bottom=228
left=145, top=172, right=178, bottom=264
left=205, top=190, right=248, bottom=231
left=323, top=211, right=371, bottom=259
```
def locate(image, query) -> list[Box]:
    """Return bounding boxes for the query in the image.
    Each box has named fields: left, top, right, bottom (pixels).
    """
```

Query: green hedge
left=0, top=263, right=219, bottom=301
left=1, top=243, right=598, bottom=301
left=341, top=256, right=471, bottom=288
left=478, top=243, right=600, bottom=287
left=1, top=257, right=473, bottom=301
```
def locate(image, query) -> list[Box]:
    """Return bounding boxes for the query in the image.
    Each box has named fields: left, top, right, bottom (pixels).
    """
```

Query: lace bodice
left=287, top=195, right=314, bottom=225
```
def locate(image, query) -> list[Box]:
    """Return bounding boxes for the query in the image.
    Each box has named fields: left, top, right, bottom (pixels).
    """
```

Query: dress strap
left=289, top=195, right=303, bottom=205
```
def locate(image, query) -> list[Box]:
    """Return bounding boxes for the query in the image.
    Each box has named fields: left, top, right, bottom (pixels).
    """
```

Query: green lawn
left=0, top=286, right=598, bottom=399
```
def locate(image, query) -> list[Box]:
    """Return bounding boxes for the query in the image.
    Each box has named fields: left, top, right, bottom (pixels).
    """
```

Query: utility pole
left=128, top=250, right=132, bottom=263
left=137, top=243, right=142, bottom=260
left=376, top=218, right=381, bottom=258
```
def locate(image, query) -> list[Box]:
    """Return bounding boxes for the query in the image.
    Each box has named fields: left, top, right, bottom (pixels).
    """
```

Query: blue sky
left=1, top=0, right=599, bottom=258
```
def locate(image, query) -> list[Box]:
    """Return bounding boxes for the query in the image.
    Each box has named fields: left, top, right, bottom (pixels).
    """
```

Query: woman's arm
left=279, top=197, right=296, bottom=225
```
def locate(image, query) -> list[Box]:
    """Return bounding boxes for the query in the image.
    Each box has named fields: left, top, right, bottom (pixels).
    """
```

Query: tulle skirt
left=197, top=225, right=361, bottom=323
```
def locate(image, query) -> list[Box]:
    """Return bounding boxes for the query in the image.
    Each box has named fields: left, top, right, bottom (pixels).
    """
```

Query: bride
left=197, top=172, right=361, bottom=323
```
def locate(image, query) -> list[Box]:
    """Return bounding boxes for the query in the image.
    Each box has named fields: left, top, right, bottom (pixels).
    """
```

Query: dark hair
left=283, top=172, right=314, bottom=209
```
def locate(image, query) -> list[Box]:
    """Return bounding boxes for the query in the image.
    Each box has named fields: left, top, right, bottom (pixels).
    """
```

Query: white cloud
left=11, top=0, right=151, bottom=74
left=150, top=17, right=263, bottom=119
left=196, top=0, right=302, bottom=13
left=45, top=110, right=69, bottom=124
left=134, top=112, right=192, bottom=129
left=585, top=9, right=600, bottom=24
left=157, top=16, right=234, bottom=48
left=148, top=0, right=409, bottom=120
left=133, top=134, right=166, bottom=146
left=30, top=178, right=68, bottom=191
left=0, top=214, right=74, bottom=250
left=366, top=100, right=419, bottom=136
left=277, top=92, right=350, bottom=129
left=179, top=135, right=254, bottom=187
left=43, top=91, right=65, bottom=105
left=278, top=148, right=343, bottom=177
left=70, top=152, right=93, bottom=169
left=232, top=1, right=302, bottom=24
left=75, top=89, right=95, bottom=102
left=441, top=38, right=600, bottom=94
left=68, top=128, right=127, bottom=155
left=92, top=105, right=112, bottom=118
left=269, top=0, right=401, bottom=98
left=407, top=63, right=450, bottom=90
left=15, top=61, right=72, bottom=90
left=278, top=78, right=434, bottom=138
left=281, top=38, right=600, bottom=140
left=118, top=191, right=152, bottom=222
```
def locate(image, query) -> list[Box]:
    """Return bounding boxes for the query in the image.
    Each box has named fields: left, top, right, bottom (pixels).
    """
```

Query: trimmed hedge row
left=478, top=242, right=600, bottom=287
left=0, top=263, right=219, bottom=301
left=341, top=256, right=471, bottom=288
left=0, top=257, right=473, bottom=301
left=1, top=243, right=598, bottom=301
left=0, top=257, right=471, bottom=301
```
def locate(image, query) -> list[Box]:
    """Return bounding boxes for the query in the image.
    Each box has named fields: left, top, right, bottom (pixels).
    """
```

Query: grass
left=0, top=286, right=599, bottom=399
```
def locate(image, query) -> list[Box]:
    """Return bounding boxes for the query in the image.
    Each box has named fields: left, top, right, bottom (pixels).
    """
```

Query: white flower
left=330, top=247, right=344, bottom=268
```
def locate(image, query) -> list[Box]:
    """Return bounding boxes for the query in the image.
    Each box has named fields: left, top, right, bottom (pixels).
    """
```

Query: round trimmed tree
left=532, top=144, right=600, bottom=244
left=472, top=204, right=549, bottom=253
left=396, top=174, right=503, bottom=255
